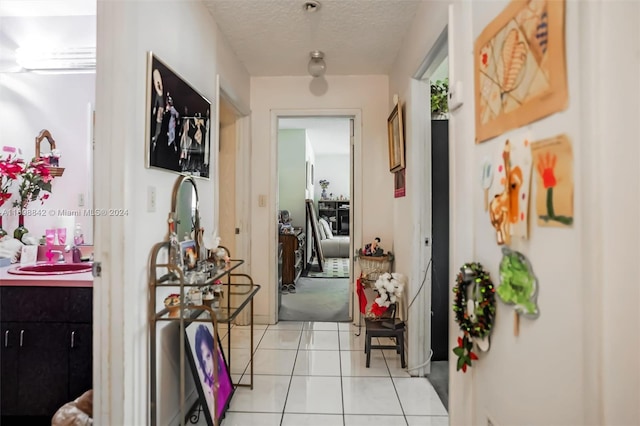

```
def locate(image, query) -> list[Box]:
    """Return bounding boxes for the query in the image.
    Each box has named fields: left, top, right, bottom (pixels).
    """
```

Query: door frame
left=270, top=109, right=362, bottom=324
left=219, top=81, right=251, bottom=274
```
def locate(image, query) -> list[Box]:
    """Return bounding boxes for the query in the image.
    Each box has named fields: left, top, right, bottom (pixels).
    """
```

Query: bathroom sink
left=8, top=262, right=93, bottom=275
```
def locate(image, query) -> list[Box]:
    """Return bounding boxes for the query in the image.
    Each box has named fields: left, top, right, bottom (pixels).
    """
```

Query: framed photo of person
left=146, top=52, right=212, bottom=178
left=184, top=320, right=234, bottom=425
left=180, top=239, right=198, bottom=271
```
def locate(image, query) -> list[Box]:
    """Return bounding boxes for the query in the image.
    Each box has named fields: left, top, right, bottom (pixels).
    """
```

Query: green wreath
left=452, top=262, right=496, bottom=372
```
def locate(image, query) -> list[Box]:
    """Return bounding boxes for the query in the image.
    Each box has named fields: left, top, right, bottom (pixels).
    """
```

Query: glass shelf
left=155, top=282, right=260, bottom=323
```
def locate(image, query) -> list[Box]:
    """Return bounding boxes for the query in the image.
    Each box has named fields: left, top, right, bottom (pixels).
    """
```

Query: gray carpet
left=427, top=360, right=449, bottom=411
left=278, top=277, right=350, bottom=322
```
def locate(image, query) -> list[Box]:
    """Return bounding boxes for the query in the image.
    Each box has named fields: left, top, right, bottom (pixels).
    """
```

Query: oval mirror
left=171, top=175, right=199, bottom=247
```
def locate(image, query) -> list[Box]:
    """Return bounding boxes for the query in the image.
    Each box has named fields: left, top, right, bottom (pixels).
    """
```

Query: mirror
left=305, top=199, right=325, bottom=271
left=35, top=129, right=55, bottom=159
left=35, top=129, right=65, bottom=176
left=171, top=175, right=199, bottom=247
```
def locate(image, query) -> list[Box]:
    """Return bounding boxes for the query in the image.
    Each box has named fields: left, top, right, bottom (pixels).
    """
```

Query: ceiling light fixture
left=308, top=50, right=326, bottom=78
left=303, top=1, right=320, bottom=12
left=15, top=46, right=96, bottom=72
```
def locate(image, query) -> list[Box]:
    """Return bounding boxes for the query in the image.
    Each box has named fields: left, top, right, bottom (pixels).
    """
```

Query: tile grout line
left=337, top=325, right=346, bottom=426
left=279, top=323, right=304, bottom=426
left=382, top=349, right=410, bottom=426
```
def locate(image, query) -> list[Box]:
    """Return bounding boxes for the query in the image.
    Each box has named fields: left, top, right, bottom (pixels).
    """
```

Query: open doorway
left=276, top=116, right=353, bottom=322
left=413, top=31, right=450, bottom=408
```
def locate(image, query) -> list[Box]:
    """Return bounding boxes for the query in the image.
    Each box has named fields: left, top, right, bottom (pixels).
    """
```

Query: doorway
left=411, top=26, right=450, bottom=409
left=276, top=115, right=354, bottom=322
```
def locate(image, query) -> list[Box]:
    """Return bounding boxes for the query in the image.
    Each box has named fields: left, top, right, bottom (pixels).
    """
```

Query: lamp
left=16, top=46, right=95, bottom=72
left=308, top=50, right=326, bottom=78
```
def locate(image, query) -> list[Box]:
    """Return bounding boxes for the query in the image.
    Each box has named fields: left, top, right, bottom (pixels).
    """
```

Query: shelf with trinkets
left=148, top=175, right=260, bottom=426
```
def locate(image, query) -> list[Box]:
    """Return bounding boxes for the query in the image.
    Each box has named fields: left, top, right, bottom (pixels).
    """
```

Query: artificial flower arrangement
left=164, top=293, right=181, bottom=307
left=13, top=158, right=52, bottom=209
left=319, top=179, right=330, bottom=190
left=0, top=154, right=22, bottom=208
left=368, top=272, right=406, bottom=318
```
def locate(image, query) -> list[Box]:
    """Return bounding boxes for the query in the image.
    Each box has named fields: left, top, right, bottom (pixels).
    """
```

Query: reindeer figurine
left=489, top=140, right=523, bottom=246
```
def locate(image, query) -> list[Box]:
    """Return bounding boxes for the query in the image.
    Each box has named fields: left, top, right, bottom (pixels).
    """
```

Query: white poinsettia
left=369, top=272, right=407, bottom=317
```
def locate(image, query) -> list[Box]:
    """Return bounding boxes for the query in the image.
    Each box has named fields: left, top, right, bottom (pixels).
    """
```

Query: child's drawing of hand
left=537, top=152, right=557, bottom=188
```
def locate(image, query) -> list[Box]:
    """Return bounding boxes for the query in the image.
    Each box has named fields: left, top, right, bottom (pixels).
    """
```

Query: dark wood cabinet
left=279, top=228, right=306, bottom=285
left=0, top=286, right=92, bottom=421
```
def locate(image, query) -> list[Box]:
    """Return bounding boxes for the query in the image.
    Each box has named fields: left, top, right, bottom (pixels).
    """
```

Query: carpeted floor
left=305, top=257, right=349, bottom=278
left=278, top=276, right=350, bottom=322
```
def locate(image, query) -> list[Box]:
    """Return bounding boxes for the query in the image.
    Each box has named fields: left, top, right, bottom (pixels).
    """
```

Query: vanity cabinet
left=279, top=228, right=306, bottom=285
left=0, top=286, right=92, bottom=421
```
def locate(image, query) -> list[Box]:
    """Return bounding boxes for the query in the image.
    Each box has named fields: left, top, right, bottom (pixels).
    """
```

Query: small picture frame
left=184, top=320, right=234, bottom=425
left=180, top=239, right=198, bottom=271
left=387, top=100, right=405, bottom=172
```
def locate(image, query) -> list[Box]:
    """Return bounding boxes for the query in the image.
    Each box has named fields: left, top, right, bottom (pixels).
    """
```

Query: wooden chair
left=364, top=303, right=406, bottom=368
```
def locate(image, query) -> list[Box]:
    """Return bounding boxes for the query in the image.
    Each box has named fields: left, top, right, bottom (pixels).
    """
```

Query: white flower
left=51, top=149, right=62, bottom=158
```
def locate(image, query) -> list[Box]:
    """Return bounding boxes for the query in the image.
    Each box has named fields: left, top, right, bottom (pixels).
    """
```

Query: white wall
left=390, top=0, right=640, bottom=425
left=314, top=154, right=350, bottom=201
left=250, top=75, right=390, bottom=323
left=278, top=129, right=306, bottom=228
left=0, top=72, right=94, bottom=243
left=0, top=14, right=95, bottom=244
left=94, top=1, right=250, bottom=424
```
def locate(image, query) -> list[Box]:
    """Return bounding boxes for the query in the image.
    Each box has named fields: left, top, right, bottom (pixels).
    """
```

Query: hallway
left=203, top=321, right=447, bottom=426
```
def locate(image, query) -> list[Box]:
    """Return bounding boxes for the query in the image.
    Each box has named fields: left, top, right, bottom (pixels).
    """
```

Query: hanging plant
left=431, top=78, right=449, bottom=118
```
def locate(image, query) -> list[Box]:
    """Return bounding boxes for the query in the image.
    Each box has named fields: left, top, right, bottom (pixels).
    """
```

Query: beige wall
left=390, top=0, right=640, bottom=425
left=94, top=1, right=250, bottom=424
left=250, top=75, right=390, bottom=323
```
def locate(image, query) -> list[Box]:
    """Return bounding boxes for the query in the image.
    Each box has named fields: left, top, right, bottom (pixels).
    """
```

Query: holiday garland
left=452, top=262, right=496, bottom=372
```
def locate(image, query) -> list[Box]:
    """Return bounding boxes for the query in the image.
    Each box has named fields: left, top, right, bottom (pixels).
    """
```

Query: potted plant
left=431, top=78, right=449, bottom=120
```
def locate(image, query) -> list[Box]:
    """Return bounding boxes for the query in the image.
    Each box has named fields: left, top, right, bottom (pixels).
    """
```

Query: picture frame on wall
left=146, top=52, right=212, bottom=178
left=474, top=0, right=568, bottom=143
left=387, top=100, right=405, bottom=172
left=184, top=319, right=234, bottom=425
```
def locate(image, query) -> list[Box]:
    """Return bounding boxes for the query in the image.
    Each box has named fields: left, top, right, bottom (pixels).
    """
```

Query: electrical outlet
left=78, top=193, right=85, bottom=207
left=147, top=186, right=156, bottom=212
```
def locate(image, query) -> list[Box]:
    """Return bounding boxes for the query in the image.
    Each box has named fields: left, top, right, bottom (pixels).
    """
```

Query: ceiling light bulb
left=308, top=50, right=326, bottom=78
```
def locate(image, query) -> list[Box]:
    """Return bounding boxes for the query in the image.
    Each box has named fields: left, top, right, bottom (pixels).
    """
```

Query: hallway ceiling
left=204, top=0, right=423, bottom=77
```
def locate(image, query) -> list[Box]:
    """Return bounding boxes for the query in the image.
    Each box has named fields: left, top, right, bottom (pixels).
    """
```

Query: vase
left=321, top=189, right=327, bottom=200
left=13, top=213, right=28, bottom=242
left=0, top=216, right=6, bottom=238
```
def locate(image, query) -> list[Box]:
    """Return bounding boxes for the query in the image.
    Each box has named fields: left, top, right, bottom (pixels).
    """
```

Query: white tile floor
left=193, top=321, right=448, bottom=426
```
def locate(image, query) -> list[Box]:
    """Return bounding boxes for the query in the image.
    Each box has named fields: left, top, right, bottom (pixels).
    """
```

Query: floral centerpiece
left=13, top=159, right=52, bottom=209
left=319, top=179, right=330, bottom=199
left=367, top=272, right=406, bottom=318
left=12, top=158, right=53, bottom=241
left=164, top=293, right=182, bottom=317
left=0, top=154, right=23, bottom=237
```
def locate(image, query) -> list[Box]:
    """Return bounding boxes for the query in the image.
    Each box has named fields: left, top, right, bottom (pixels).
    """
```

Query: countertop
left=0, top=263, right=93, bottom=287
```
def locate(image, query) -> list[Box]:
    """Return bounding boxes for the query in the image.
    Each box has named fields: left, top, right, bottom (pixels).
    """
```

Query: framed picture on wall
left=184, top=319, right=234, bottom=425
left=387, top=100, right=405, bottom=172
left=394, top=169, right=406, bottom=198
left=146, top=52, right=212, bottom=178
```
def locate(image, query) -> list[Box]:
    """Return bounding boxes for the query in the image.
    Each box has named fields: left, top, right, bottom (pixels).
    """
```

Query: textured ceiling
left=204, top=0, right=423, bottom=76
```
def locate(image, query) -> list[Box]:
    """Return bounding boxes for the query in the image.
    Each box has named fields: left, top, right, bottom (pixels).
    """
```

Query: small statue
left=363, top=237, right=384, bottom=256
